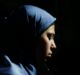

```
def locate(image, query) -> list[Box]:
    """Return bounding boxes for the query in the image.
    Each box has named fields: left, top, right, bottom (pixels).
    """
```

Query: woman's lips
left=47, top=54, right=52, bottom=57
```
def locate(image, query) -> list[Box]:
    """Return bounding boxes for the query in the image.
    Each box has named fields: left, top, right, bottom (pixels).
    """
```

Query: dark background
left=0, top=0, right=77, bottom=75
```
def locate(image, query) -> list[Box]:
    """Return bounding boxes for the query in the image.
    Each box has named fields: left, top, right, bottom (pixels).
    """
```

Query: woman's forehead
left=41, top=25, right=55, bottom=36
left=46, top=25, right=55, bottom=33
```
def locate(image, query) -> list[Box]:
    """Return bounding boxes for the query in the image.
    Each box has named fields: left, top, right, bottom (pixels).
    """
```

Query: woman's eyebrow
left=47, top=32, right=55, bottom=36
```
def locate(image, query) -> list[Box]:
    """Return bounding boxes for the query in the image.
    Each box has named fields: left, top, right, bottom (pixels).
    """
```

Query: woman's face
left=40, top=25, right=56, bottom=59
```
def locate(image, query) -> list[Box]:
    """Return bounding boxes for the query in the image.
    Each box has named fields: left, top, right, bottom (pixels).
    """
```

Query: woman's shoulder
left=0, top=55, right=36, bottom=75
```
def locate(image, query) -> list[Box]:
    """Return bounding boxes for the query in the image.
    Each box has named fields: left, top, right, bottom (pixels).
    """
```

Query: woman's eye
left=47, top=34, right=54, bottom=40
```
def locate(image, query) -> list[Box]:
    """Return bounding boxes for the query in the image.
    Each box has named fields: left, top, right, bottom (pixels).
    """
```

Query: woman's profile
left=0, top=5, right=56, bottom=75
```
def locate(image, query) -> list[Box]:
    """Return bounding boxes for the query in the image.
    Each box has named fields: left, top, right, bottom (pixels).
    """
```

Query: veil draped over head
left=0, top=5, right=56, bottom=75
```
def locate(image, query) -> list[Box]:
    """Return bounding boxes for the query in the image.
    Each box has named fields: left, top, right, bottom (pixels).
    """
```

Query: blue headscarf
left=23, top=5, right=56, bottom=36
left=8, top=5, right=56, bottom=37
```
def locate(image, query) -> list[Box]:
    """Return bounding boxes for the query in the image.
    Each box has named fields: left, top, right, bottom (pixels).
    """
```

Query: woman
left=0, top=5, right=56, bottom=75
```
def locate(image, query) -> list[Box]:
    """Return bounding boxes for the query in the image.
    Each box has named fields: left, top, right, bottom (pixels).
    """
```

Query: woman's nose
left=51, top=40, right=56, bottom=49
